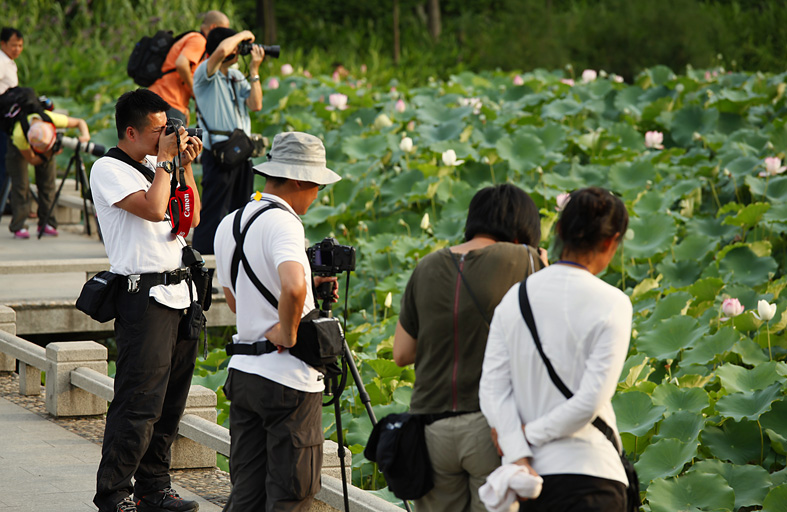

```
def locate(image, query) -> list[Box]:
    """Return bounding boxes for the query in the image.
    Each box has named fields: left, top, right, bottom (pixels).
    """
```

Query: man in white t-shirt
left=213, top=132, right=341, bottom=511
left=89, top=89, right=204, bottom=512
left=0, top=27, right=24, bottom=213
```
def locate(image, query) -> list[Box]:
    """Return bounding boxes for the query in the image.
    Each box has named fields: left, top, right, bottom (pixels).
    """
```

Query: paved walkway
left=0, top=396, right=221, bottom=512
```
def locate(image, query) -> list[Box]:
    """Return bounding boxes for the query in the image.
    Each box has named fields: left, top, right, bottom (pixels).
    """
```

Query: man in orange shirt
left=149, top=10, right=229, bottom=125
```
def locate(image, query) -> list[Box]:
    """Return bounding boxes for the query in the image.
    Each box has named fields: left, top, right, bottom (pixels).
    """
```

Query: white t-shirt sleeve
left=267, top=211, right=308, bottom=270
left=92, top=156, right=150, bottom=206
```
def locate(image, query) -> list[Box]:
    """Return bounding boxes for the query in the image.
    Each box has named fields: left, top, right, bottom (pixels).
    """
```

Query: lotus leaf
left=652, top=384, right=710, bottom=416
left=646, top=472, right=734, bottom=512
left=625, top=214, right=678, bottom=260
left=612, top=391, right=666, bottom=437
left=702, top=419, right=763, bottom=464
left=418, top=121, right=465, bottom=143
left=689, top=460, right=772, bottom=509
left=716, top=361, right=787, bottom=393
left=681, top=328, right=741, bottom=366
left=719, top=246, right=778, bottom=287
left=652, top=410, right=705, bottom=444
left=673, top=235, right=718, bottom=262
left=632, top=192, right=670, bottom=217
left=721, top=202, right=770, bottom=229
left=715, top=382, right=783, bottom=421
left=635, top=438, right=699, bottom=484
left=541, top=98, right=583, bottom=120
left=760, top=399, right=787, bottom=444
left=608, top=160, right=656, bottom=192
left=658, top=260, right=702, bottom=289
left=732, top=336, right=771, bottom=364
left=342, top=134, right=389, bottom=161
left=762, top=484, right=787, bottom=512
left=670, top=105, right=719, bottom=146
left=636, top=315, right=705, bottom=360
left=495, top=133, right=546, bottom=173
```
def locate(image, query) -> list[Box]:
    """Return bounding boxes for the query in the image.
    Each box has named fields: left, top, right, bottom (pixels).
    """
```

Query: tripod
left=315, top=278, right=412, bottom=512
left=39, top=146, right=94, bottom=239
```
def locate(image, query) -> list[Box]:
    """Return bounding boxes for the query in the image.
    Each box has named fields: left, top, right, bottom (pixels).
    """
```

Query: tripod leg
left=37, top=155, right=74, bottom=239
left=76, top=155, right=92, bottom=236
left=332, top=376, right=351, bottom=511
left=0, top=176, right=10, bottom=217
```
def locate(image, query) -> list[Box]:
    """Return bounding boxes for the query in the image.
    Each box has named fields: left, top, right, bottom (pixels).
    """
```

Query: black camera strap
left=105, top=147, right=156, bottom=184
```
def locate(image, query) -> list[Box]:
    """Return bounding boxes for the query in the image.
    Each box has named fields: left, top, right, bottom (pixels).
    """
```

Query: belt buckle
left=128, top=275, right=141, bottom=294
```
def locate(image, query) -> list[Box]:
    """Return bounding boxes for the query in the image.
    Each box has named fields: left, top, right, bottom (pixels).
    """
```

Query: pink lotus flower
left=267, top=77, right=279, bottom=90
left=645, top=131, right=664, bottom=149
left=326, top=93, right=348, bottom=111
left=303, top=70, right=312, bottom=78
left=582, top=69, right=597, bottom=82
left=361, top=64, right=367, bottom=74
left=332, top=70, right=340, bottom=82
left=395, top=99, right=406, bottom=113
left=760, top=157, right=787, bottom=177
left=555, top=192, right=571, bottom=211
left=721, top=298, right=744, bottom=318
left=407, top=121, right=416, bottom=132
left=513, top=75, right=524, bottom=86
left=560, top=78, right=575, bottom=87
left=280, top=63, right=293, bottom=76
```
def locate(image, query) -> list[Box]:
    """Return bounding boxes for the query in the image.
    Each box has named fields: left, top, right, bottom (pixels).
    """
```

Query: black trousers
left=190, top=149, right=253, bottom=255
left=94, top=294, right=198, bottom=512
left=222, top=369, right=323, bottom=512
left=519, top=474, right=627, bottom=512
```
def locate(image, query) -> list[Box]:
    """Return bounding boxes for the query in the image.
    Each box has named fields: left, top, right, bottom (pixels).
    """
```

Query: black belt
left=422, top=410, right=476, bottom=425
left=226, top=340, right=277, bottom=356
left=126, top=268, right=190, bottom=294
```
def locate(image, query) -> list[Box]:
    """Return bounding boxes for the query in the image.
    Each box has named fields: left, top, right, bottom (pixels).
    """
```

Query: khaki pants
left=7, top=142, right=58, bottom=232
left=416, top=411, right=501, bottom=512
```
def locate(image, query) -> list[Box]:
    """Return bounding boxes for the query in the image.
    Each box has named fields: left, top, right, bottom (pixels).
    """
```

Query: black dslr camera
left=307, top=237, right=356, bottom=276
left=237, top=40, right=280, bottom=59
left=165, top=118, right=202, bottom=139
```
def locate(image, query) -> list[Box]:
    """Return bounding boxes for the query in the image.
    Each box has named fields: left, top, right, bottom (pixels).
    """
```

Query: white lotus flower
left=326, top=93, right=348, bottom=111
left=760, top=157, right=787, bottom=177
left=721, top=298, right=744, bottom=318
left=400, top=136, right=414, bottom=153
left=613, top=75, right=624, bottom=83
left=645, top=131, right=664, bottom=149
left=442, top=149, right=464, bottom=167
left=384, top=292, right=393, bottom=309
left=420, top=212, right=430, bottom=230
left=280, top=63, right=294, bottom=76
left=555, top=192, right=571, bottom=211
left=754, top=300, right=777, bottom=322
left=458, top=97, right=483, bottom=115
left=374, top=113, right=393, bottom=129
left=582, top=69, right=597, bottom=82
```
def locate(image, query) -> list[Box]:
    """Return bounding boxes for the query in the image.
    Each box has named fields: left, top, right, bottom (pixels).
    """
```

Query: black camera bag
left=0, top=87, right=52, bottom=135
left=75, top=271, right=121, bottom=323
left=226, top=202, right=344, bottom=373
left=210, top=128, right=254, bottom=172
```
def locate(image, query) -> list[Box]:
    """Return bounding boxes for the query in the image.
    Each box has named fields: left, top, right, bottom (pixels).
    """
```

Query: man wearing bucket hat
left=213, top=132, right=341, bottom=511
left=7, top=108, right=90, bottom=238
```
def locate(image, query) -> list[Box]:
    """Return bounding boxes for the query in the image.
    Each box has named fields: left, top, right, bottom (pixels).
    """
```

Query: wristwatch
left=249, top=75, right=260, bottom=83
left=156, top=160, right=175, bottom=174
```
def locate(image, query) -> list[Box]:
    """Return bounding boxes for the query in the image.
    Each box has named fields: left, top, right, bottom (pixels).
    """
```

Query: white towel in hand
left=479, top=464, right=543, bottom=512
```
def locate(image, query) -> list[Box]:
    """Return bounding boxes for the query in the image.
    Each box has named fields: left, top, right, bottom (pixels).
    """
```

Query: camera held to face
left=165, top=118, right=202, bottom=139
left=237, top=40, right=280, bottom=59
left=307, top=237, right=356, bottom=276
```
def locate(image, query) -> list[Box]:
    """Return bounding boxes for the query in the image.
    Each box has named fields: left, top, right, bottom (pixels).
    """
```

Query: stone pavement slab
left=0, top=396, right=221, bottom=512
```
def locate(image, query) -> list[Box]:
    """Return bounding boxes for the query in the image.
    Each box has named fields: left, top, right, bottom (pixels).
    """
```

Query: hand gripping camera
left=307, top=237, right=356, bottom=305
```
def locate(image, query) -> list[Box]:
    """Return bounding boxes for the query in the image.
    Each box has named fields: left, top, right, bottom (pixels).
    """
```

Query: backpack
left=127, top=30, right=199, bottom=87
left=0, top=87, right=51, bottom=137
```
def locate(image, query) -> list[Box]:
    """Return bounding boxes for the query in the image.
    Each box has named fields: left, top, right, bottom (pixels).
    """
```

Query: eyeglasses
left=318, top=184, right=326, bottom=191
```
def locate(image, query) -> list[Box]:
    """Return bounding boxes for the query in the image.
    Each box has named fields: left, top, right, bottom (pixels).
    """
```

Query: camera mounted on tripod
left=307, top=237, right=356, bottom=310
left=52, top=132, right=106, bottom=157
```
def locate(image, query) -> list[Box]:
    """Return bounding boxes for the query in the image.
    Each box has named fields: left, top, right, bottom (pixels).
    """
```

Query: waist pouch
left=211, top=128, right=253, bottom=171
left=75, top=271, right=122, bottom=323
left=226, top=309, right=344, bottom=372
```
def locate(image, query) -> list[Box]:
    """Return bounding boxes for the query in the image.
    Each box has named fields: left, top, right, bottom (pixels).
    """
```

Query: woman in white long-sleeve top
left=479, top=186, right=632, bottom=512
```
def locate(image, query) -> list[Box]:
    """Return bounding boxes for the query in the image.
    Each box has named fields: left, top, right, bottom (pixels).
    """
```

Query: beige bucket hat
left=253, top=132, right=341, bottom=185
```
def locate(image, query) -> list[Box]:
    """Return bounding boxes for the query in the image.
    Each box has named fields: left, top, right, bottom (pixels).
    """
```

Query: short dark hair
left=1, top=27, right=23, bottom=42
left=206, top=27, right=236, bottom=55
left=464, top=183, right=541, bottom=246
left=115, top=89, right=171, bottom=139
left=558, top=187, right=629, bottom=254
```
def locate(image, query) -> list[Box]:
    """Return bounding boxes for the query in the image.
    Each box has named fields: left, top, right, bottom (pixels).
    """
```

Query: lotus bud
left=754, top=299, right=777, bottom=322
left=384, top=292, right=393, bottom=309
left=332, top=70, right=340, bottom=82
left=613, top=75, right=624, bottom=83
left=625, top=228, right=635, bottom=240
left=721, top=298, right=744, bottom=317
left=441, top=149, right=465, bottom=167
left=399, top=136, right=414, bottom=153
left=303, top=70, right=312, bottom=78
left=644, top=131, right=664, bottom=149
left=693, top=132, right=703, bottom=141
left=582, top=69, right=597, bottom=82
left=420, top=212, right=430, bottom=230
left=374, top=113, right=393, bottom=129
left=361, top=64, right=367, bottom=74
left=395, top=99, right=406, bottom=113
left=560, top=78, right=575, bottom=87
left=267, top=77, right=279, bottom=90
left=407, top=121, right=416, bottom=131
left=280, top=63, right=294, bottom=76
left=556, top=192, right=571, bottom=211
left=513, top=75, right=525, bottom=86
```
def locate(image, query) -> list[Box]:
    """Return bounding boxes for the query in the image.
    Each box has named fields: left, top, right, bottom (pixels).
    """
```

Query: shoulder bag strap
left=517, top=280, right=622, bottom=454
left=448, top=250, right=491, bottom=327
left=105, top=147, right=156, bottom=184
left=230, top=201, right=288, bottom=309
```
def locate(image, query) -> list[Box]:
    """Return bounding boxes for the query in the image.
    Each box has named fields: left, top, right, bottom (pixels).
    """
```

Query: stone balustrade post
left=0, top=306, right=16, bottom=372
left=171, top=384, right=218, bottom=469
left=46, top=341, right=108, bottom=417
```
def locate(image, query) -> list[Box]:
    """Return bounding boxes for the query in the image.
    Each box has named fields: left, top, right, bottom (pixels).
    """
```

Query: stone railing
left=0, top=305, right=401, bottom=512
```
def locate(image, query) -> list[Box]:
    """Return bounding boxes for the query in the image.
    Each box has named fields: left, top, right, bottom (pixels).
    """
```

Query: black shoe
left=116, top=497, right=138, bottom=512
left=136, top=487, right=199, bottom=512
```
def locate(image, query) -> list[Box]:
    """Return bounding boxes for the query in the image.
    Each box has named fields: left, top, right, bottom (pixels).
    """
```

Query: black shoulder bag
left=225, top=202, right=343, bottom=375
left=517, top=280, right=641, bottom=511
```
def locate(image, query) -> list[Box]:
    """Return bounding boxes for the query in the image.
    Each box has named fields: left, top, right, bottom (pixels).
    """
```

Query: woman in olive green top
left=394, top=183, right=546, bottom=512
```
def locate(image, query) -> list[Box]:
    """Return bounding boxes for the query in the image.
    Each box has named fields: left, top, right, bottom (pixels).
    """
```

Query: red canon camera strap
left=173, top=184, right=194, bottom=237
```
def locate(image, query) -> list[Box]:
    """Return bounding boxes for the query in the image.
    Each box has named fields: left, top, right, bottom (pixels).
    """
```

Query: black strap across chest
left=517, top=280, right=622, bottom=454
left=105, top=147, right=156, bottom=183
